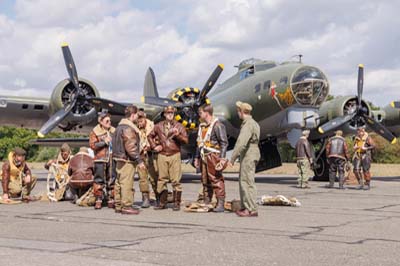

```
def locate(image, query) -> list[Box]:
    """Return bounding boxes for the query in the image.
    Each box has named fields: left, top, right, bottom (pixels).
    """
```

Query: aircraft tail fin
left=143, top=67, right=159, bottom=98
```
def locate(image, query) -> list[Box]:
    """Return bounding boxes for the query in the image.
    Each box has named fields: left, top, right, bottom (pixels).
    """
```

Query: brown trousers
left=201, top=152, right=225, bottom=200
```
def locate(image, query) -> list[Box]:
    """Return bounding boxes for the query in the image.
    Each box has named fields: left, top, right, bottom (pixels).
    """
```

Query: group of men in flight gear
left=296, top=127, right=375, bottom=190
left=0, top=101, right=261, bottom=217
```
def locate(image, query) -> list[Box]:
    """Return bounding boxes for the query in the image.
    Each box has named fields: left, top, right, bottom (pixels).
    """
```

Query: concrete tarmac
left=1, top=170, right=399, bottom=266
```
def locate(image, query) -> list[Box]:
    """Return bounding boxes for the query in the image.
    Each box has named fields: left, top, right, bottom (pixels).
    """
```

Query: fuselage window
left=22, top=104, right=28, bottom=109
left=263, top=80, right=271, bottom=90
left=254, top=83, right=261, bottom=93
left=280, top=76, right=288, bottom=85
left=34, top=104, right=44, bottom=110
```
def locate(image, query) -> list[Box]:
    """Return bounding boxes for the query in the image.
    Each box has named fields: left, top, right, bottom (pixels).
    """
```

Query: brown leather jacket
left=89, top=124, right=115, bottom=162
left=195, top=120, right=228, bottom=159
left=326, top=136, right=349, bottom=160
left=295, top=137, right=313, bottom=161
left=2, top=158, right=31, bottom=194
left=112, top=118, right=143, bottom=164
left=148, top=120, right=189, bottom=156
left=68, top=152, right=94, bottom=186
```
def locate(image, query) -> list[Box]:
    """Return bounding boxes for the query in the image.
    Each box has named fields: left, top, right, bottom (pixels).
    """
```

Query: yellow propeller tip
left=140, top=96, right=145, bottom=103
left=318, top=127, right=324, bottom=134
left=61, top=42, right=69, bottom=47
left=218, top=64, right=224, bottom=70
left=358, top=64, right=364, bottom=68
left=392, top=138, right=398, bottom=144
left=37, top=132, right=45, bottom=138
left=390, top=101, right=395, bottom=108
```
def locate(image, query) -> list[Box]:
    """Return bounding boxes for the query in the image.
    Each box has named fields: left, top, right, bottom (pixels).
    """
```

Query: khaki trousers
left=157, top=153, right=182, bottom=193
left=114, top=161, right=136, bottom=210
left=8, top=176, right=37, bottom=198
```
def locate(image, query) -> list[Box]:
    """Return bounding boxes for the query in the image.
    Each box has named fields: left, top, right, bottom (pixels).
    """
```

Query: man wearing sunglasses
left=89, top=112, right=116, bottom=210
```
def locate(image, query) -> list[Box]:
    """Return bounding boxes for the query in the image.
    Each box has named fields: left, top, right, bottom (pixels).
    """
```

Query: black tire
left=313, top=153, right=329, bottom=181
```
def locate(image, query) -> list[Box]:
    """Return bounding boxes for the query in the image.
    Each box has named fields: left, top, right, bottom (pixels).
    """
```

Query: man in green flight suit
left=229, top=101, right=260, bottom=217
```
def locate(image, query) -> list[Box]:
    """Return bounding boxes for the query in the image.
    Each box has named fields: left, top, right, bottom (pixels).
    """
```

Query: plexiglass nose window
left=291, top=66, right=329, bottom=106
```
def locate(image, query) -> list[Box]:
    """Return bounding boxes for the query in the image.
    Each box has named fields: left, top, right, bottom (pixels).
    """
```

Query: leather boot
left=107, top=199, right=115, bottom=208
left=141, top=193, right=150, bottom=208
left=94, top=198, right=102, bottom=210
left=154, top=192, right=160, bottom=207
left=93, top=183, right=103, bottom=210
left=154, top=190, right=168, bottom=210
left=213, top=198, right=225, bottom=213
left=172, top=191, right=182, bottom=211
left=364, top=172, right=371, bottom=190
left=121, top=207, right=140, bottom=215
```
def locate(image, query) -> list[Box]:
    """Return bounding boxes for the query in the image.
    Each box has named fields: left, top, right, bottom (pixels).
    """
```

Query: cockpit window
left=239, top=66, right=255, bottom=80
left=291, top=66, right=329, bottom=106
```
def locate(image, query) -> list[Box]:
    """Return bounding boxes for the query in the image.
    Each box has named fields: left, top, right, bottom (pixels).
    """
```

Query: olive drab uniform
left=230, top=116, right=260, bottom=213
left=295, top=136, right=313, bottom=188
left=326, top=135, right=349, bottom=189
left=1, top=152, right=37, bottom=199
left=196, top=117, right=228, bottom=212
left=353, top=132, right=375, bottom=189
left=89, top=124, right=116, bottom=208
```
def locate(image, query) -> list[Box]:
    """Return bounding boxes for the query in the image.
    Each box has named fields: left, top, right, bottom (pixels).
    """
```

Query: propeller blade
left=37, top=99, right=76, bottom=137
left=198, top=64, right=224, bottom=101
left=61, top=42, right=80, bottom=91
left=317, top=114, right=355, bottom=134
left=357, top=64, right=364, bottom=107
left=390, top=101, right=400, bottom=109
left=87, top=97, right=127, bottom=115
left=141, top=96, right=182, bottom=107
left=362, top=114, right=397, bottom=144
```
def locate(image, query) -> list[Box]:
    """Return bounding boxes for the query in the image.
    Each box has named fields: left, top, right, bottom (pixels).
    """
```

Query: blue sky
left=0, top=0, right=15, bottom=17
left=0, top=0, right=399, bottom=107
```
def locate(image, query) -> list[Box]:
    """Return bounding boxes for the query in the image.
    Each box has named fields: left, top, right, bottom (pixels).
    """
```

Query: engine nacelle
left=318, top=95, right=371, bottom=132
left=49, top=78, right=99, bottom=130
left=168, top=87, right=210, bottom=130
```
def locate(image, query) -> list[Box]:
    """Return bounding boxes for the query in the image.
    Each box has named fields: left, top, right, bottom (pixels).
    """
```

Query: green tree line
left=1, top=126, right=399, bottom=163
left=0, top=126, right=84, bottom=162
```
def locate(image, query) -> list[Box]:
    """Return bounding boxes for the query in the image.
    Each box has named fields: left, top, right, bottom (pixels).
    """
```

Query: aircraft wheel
left=313, top=153, right=329, bottom=181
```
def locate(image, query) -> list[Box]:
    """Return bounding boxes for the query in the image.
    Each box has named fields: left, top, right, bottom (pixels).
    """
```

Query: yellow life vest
left=54, top=153, right=71, bottom=182
left=355, top=133, right=369, bottom=154
left=7, top=152, right=25, bottom=182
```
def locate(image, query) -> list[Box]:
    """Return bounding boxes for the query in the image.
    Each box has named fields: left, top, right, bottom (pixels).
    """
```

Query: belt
left=296, top=157, right=309, bottom=160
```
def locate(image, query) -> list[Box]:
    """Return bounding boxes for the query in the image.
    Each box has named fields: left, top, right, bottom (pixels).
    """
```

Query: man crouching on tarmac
left=2, top=148, right=37, bottom=203
left=194, top=104, right=228, bottom=212
left=112, top=105, right=146, bottom=215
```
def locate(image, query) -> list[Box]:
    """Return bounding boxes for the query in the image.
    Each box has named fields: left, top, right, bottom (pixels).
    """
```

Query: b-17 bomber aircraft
left=0, top=44, right=399, bottom=180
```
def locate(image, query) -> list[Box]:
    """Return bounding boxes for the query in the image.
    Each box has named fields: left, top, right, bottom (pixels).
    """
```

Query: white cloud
left=0, top=0, right=399, bottom=108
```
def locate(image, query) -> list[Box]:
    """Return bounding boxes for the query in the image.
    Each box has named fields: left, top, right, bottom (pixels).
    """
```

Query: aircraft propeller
left=318, top=64, right=397, bottom=144
left=38, top=43, right=86, bottom=137
left=142, top=64, right=224, bottom=110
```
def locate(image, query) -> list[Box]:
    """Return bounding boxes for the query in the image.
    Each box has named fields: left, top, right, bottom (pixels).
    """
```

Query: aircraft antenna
left=290, top=54, right=303, bottom=63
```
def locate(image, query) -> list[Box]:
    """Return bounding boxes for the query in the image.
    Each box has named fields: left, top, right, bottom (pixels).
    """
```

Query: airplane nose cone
left=291, top=66, right=329, bottom=106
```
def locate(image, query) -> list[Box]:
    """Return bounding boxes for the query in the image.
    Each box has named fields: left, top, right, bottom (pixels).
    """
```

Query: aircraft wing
left=30, top=137, right=89, bottom=147
left=0, top=95, right=50, bottom=129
